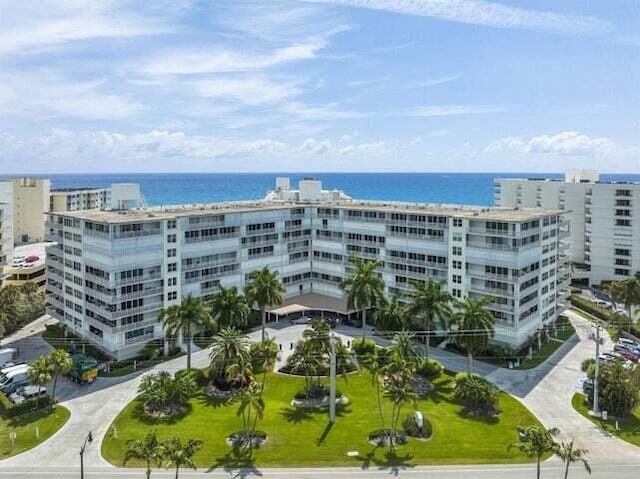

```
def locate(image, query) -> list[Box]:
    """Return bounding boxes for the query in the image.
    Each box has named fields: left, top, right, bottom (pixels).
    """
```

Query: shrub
left=402, top=412, right=432, bottom=438
left=250, top=339, right=279, bottom=373
left=416, top=358, right=444, bottom=379
left=454, top=373, right=500, bottom=416
left=581, top=358, right=595, bottom=373
left=138, top=371, right=197, bottom=415
left=0, top=391, right=53, bottom=417
left=570, top=295, right=611, bottom=322
left=175, top=368, right=207, bottom=387
left=597, top=362, right=639, bottom=416
left=351, top=338, right=377, bottom=357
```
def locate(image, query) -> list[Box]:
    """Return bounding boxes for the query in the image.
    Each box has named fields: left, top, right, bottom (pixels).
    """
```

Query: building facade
left=495, top=170, right=640, bottom=285
left=50, top=183, right=143, bottom=212
left=0, top=178, right=51, bottom=245
left=46, top=179, right=570, bottom=359
left=2, top=243, right=47, bottom=290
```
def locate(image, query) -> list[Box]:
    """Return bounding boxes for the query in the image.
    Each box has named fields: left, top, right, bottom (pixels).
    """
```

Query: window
left=452, top=260, right=462, bottom=269
left=452, top=274, right=462, bottom=284
left=167, top=234, right=177, bottom=243
left=168, top=263, right=177, bottom=273
left=168, top=277, right=177, bottom=286
left=167, top=248, right=177, bottom=258
left=167, top=220, right=177, bottom=229
left=452, top=218, right=463, bottom=227
left=615, top=268, right=630, bottom=276
left=452, top=246, right=462, bottom=255
left=616, top=219, right=631, bottom=227
left=167, top=291, right=178, bottom=301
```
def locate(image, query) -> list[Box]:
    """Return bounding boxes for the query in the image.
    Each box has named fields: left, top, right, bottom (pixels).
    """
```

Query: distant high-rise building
left=0, top=178, right=51, bottom=245
left=495, top=170, right=640, bottom=285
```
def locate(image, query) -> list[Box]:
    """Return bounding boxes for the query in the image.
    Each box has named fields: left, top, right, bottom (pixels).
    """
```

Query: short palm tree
left=27, top=356, right=52, bottom=407
left=340, top=256, right=384, bottom=338
left=555, top=440, right=591, bottom=479
left=452, top=297, right=495, bottom=373
left=407, top=279, right=453, bottom=358
left=362, top=350, right=388, bottom=445
left=124, top=429, right=163, bottom=479
left=510, top=425, right=560, bottom=479
left=383, top=356, right=417, bottom=452
left=209, top=327, right=251, bottom=386
left=159, top=437, right=202, bottom=479
left=236, top=382, right=265, bottom=452
left=389, top=330, right=420, bottom=367
left=207, top=285, right=250, bottom=330
left=373, top=294, right=410, bottom=333
left=160, top=295, right=213, bottom=371
left=244, top=267, right=285, bottom=344
left=47, top=349, right=72, bottom=405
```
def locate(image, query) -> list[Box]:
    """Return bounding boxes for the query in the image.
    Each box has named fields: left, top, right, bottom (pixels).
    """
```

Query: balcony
left=115, top=271, right=162, bottom=286
left=125, top=332, right=156, bottom=345
left=112, top=302, right=164, bottom=319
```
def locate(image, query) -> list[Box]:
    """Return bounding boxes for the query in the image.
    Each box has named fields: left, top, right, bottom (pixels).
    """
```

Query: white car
left=618, top=338, right=639, bottom=350
left=9, top=385, right=47, bottom=404
left=290, top=316, right=313, bottom=325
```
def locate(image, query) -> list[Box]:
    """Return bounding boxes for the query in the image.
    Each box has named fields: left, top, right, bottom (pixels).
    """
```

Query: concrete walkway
left=1, top=312, right=638, bottom=473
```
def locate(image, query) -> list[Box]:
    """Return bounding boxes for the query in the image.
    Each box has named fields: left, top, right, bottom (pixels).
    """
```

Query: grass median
left=0, top=406, right=70, bottom=459
left=572, top=393, right=640, bottom=447
left=103, top=371, right=544, bottom=468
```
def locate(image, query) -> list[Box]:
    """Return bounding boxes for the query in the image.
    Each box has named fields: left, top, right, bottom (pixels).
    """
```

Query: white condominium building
left=45, top=178, right=570, bottom=359
left=495, top=170, right=640, bottom=285
left=50, top=183, right=143, bottom=212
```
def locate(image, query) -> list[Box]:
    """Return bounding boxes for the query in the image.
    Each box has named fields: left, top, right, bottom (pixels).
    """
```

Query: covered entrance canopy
left=266, top=293, right=357, bottom=322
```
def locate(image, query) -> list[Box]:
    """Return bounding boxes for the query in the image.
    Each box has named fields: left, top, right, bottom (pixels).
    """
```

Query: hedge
left=570, top=295, right=612, bottom=322
left=0, top=391, right=52, bottom=418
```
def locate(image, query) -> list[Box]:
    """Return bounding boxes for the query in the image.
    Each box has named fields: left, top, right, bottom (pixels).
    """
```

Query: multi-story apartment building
left=46, top=178, right=570, bottom=359
left=50, top=183, right=143, bottom=212
left=495, top=170, right=639, bottom=285
left=0, top=178, right=51, bottom=245
left=0, top=202, right=13, bottom=279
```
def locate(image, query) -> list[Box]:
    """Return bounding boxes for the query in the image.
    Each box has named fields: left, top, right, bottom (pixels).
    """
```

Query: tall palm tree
left=407, top=279, right=453, bottom=358
left=555, top=440, right=591, bottom=479
left=47, top=349, right=72, bottom=405
left=383, top=356, right=417, bottom=452
left=340, top=256, right=384, bottom=338
left=207, top=285, right=250, bottom=330
left=618, top=279, right=640, bottom=332
left=208, top=327, right=251, bottom=385
left=27, top=356, right=52, bottom=407
left=160, top=295, right=213, bottom=371
left=388, top=330, right=420, bottom=367
left=244, top=267, right=285, bottom=344
left=510, top=425, right=559, bottom=479
left=362, top=350, right=388, bottom=446
left=124, top=429, right=163, bottom=479
left=159, top=437, right=202, bottom=479
left=236, top=382, right=265, bottom=452
left=452, top=297, right=495, bottom=373
left=373, top=294, right=410, bottom=333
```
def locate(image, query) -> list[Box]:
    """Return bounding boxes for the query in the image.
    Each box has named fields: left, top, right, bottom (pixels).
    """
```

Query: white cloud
left=302, top=0, right=613, bottom=35
left=192, top=77, right=301, bottom=105
left=0, top=0, right=172, bottom=56
left=402, top=104, right=506, bottom=117
left=300, top=138, right=332, bottom=154
left=486, top=131, right=616, bottom=157
left=409, top=74, right=462, bottom=88
left=339, top=141, right=386, bottom=156
left=0, top=72, right=142, bottom=120
left=282, top=102, right=366, bottom=121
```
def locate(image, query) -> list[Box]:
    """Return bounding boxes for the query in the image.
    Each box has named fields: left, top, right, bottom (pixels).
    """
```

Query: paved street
left=1, top=312, right=638, bottom=478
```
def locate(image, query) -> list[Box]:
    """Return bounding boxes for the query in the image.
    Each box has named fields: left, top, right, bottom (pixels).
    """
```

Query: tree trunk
left=362, top=309, right=367, bottom=338
left=375, top=379, right=388, bottom=448
left=51, top=375, right=58, bottom=408
left=563, top=461, right=569, bottom=479
left=536, top=456, right=541, bottom=479
left=628, top=304, right=633, bottom=333
left=175, top=464, right=179, bottom=479
left=467, top=351, right=473, bottom=374
left=425, top=317, right=431, bottom=359
left=261, top=306, right=266, bottom=344
left=186, top=331, right=192, bottom=372
left=146, top=462, right=151, bottom=479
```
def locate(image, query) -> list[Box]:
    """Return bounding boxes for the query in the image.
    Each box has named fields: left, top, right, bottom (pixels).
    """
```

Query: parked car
left=290, top=316, right=312, bottom=325
left=615, top=347, right=640, bottom=362
left=0, top=365, right=30, bottom=394
left=598, top=354, right=615, bottom=365
left=342, top=317, right=363, bottom=328
left=0, top=348, right=18, bottom=368
left=9, top=385, right=47, bottom=404
left=1, top=362, right=28, bottom=375
left=582, top=378, right=594, bottom=395
left=618, top=338, right=639, bottom=350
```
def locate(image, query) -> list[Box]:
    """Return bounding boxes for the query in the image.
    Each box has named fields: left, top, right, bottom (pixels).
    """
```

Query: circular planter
left=368, top=430, right=407, bottom=447
left=291, top=395, right=350, bottom=409
left=205, top=383, right=243, bottom=400
left=412, top=375, right=435, bottom=397
left=226, top=431, right=268, bottom=448
left=142, top=404, right=187, bottom=419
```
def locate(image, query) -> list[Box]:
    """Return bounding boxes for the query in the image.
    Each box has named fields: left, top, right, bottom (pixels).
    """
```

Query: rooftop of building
left=51, top=187, right=107, bottom=193
left=3, top=242, right=52, bottom=271
left=497, top=170, right=640, bottom=186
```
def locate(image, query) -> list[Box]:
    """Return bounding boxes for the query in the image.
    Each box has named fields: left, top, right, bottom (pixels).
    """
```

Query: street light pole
left=329, top=333, right=336, bottom=423
left=80, top=431, right=93, bottom=479
left=593, top=326, right=601, bottom=417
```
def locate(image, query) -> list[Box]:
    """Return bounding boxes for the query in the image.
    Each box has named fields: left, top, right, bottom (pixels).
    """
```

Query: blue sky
left=0, top=0, right=638, bottom=173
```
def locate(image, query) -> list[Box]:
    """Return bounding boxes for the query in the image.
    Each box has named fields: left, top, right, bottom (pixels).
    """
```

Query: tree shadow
left=207, top=447, right=264, bottom=478
left=196, top=392, right=235, bottom=409
left=455, top=407, right=500, bottom=425
left=129, top=400, right=192, bottom=426
left=352, top=444, right=415, bottom=475
left=279, top=406, right=313, bottom=423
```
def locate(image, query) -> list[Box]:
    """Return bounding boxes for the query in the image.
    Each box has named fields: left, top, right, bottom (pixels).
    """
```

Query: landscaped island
left=102, top=369, right=543, bottom=468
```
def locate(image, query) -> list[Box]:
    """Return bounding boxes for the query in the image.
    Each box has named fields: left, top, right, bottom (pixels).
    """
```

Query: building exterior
left=45, top=178, right=570, bottom=359
left=50, top=183, right=143, bottom=212
left=0, top=178, right=51, bottom=245
left=0, top=202, right=13, bottom=279
left=495, top=170, right=640, bottom=285
left=2, top=243, right=47, bottom=290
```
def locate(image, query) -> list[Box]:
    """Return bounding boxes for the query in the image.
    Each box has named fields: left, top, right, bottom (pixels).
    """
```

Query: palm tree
left=618, top=279, right=640, bottom=332
left=452, top=297, right=495, bottom=373
left=47, top=349, right=72, bottom=405
left=207, top=285, right=250, bottom=330
left=383, top=356, right=417, bottom=452
left=340, top=256, right=384, bottom=338
left=373, top=294, right=410, bottom=333
left=244, top=267, right=285, bottom=344
left=160, top=437, right=202, bottom=479
left=236, top=382, right=265, bottom=452
left=27, top=356, right=52, bottom=407
left=124, top=429, right=162, bottom=479
left=510, top=425, right=559, bottom=479
left=362, top=350, right=389, bottom=446
left=555, top=440, right=591, bottom=479
left=287, top=338, right=323, bottom=392
left=407, top=279, right=453, bottom=358
left=160, top=295, right=213, bottom=371
left=208, top=327, right=251, bottom=385
left=388, top=330, right=420, bottom=368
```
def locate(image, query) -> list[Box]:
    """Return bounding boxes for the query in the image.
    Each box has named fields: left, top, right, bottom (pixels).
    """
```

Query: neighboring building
left=0, top=202, right=13, bottom=279
left=45, top=178, right=570, bottom=359
left=0, top=178, right=51, bottom=245
left=495, top=170, right=640, bottom=285
left=50, top=183, right=143, bottom=212
left=3, top=243, right=48, bottom=290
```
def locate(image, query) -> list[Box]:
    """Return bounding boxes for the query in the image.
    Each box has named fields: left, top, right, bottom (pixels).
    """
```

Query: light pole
left=80, top=431, right=93, bottom=479
left=593, top=326, right=601, bottom=417
left=329, top=333, right=336, bottom=423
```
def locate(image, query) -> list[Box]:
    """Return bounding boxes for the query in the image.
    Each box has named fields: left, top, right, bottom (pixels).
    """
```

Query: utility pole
left=80, top=431, right=93, bottom=479
left=593, top=325, right=601, bottom=417
left=329, top=333, right=336, bottom=423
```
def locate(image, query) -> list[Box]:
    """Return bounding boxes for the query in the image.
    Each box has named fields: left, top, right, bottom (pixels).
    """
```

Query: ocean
left=13, top=172, right=640, bottom=207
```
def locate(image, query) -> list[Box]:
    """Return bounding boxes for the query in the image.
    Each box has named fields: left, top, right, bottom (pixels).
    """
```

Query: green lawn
left=0, top=406, right=70, bottom=459
left=103, top=371, right=544, bottom=469
left=572, top=393, right=640, bottom=447
left=515, top=340, right=565, bottom=370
